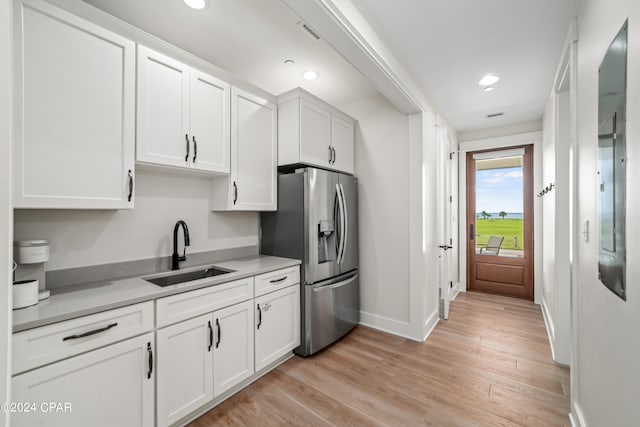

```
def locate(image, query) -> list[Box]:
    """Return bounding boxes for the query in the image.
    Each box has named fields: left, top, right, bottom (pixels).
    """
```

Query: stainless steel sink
left=144, top=266, right=234, bottom=287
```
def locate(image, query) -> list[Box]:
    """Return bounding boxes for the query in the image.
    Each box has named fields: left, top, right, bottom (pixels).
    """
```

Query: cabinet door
left=190, top=69, right=230, bottom=173
left=213, top=300, right=254, bottom=397
left=14, top=0, right=135, bottom=209
left=255, top=285, right=300, bottom=372
left=331, top=114, right=355, bottom=174
left=12, top=333, right=154, bottom=427
left=137, top=45, right=190, bottom=169
left=230, top=87, right=277, bottom=211
left=156, top=314, right=213, bottom=427
left=299, top=97, right=332, bottom=168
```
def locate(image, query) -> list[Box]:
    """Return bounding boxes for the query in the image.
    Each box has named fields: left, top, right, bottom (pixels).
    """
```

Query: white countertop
left=13, top=255, right=301, bottom=333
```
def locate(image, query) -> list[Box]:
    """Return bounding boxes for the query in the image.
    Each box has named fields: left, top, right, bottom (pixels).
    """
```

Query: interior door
left=437, top=126, right=453, bottom=319
left=466, top=145, right=534, bottom=299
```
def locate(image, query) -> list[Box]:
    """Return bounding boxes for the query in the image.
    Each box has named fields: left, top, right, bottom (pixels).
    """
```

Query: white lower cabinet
left=12, top=333, right=155, bottom=427
left=213, top=300, right=254, bottom=396
left=156, top=314, right=213, bottom=427
left=156, top=300, right=255, bottom=426
left=255, top=285, right=300, bottom=372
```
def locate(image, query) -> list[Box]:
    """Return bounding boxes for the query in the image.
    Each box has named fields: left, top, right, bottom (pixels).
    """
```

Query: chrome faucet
left=172, top=220, right=190, bottom=270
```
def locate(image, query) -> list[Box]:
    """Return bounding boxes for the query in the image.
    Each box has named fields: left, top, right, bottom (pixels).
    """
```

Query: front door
left=466, top=145, right=534, bottom=299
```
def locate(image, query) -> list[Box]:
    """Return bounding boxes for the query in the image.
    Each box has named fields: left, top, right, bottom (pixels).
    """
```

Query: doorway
left=466, top=145, right=534, bottom=299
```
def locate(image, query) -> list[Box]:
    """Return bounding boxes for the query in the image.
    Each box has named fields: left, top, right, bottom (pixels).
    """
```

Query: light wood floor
left=189, top=291, right=570, bottom=426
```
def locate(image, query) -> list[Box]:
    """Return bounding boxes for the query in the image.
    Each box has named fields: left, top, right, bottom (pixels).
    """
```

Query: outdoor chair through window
left=479, top=235, right=504, bottom=255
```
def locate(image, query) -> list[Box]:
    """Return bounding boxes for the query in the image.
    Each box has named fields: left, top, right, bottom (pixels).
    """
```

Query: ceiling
left=82, top=0, right=378, bottom=107
left=82, top=0, right=576, bottom=133
left=352, top=0, right=576, bottom=131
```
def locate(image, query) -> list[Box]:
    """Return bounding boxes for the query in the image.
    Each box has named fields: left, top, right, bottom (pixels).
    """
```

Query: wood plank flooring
left=188, top=291, right=570, bottom=426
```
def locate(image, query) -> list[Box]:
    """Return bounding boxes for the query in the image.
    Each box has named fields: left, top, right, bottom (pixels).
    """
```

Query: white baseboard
left=540, top=298, right=558, bottom=361
left=570, top=401, right=587, bottom=427
left=359, top=310, right=416, bottom=341
left=541, top=297, right=556, bottom=340
left=423, top=309, right=439, bottom=341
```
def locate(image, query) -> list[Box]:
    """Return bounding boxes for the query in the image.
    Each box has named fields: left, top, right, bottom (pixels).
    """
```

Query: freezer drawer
left=304, top=271, right=359, bottom=355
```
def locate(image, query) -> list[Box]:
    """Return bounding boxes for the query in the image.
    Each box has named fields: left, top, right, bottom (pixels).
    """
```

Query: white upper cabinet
left=137, top=46, right=230, bottom=174
left=330, top=114, right=355, bottom=174
left=137, top=46, right=190, bottom=169
left=299, top=98, right=332, bottom=167
left=14, top=0, right=136, bottom=209
left=190, top=69, right=230, bottom=173
left=278, top=88, right=356, bottom=175
left=211, top=87, right=277, bottom=211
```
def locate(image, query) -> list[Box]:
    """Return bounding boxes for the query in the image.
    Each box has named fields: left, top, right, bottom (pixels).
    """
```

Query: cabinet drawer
left=13, top=301, right=153, bottom=375
left=156, top=278, right=253, bottom=328
left=254, top=266, right=300, bottom=297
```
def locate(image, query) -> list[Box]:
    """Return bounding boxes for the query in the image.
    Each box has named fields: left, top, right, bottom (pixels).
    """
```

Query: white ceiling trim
left=281, top=0, right=428, bottom=115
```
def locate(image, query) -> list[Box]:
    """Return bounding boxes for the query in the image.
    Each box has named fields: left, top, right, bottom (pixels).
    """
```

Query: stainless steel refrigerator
left=261, top=167, right=359, bottom=357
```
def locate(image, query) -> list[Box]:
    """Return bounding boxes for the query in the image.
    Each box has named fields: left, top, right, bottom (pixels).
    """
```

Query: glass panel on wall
left=474, top=153, right=524, bottom=258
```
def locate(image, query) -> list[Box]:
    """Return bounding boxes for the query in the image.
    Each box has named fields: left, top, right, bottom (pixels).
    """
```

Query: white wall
left=457, top=119, right=542, bottom=143
left=340, top=93, right=413, bottom=334
left=339, top=92, right=441, bottom=341
left=573, top=0, right=640, bottom=425
left=0, top=0, right=12, bottom=423
left=14, top=169, right=259, bottom=271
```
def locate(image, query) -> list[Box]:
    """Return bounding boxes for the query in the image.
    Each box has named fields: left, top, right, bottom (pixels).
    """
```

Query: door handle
left=192, top=136, right=197, bottom=163
left=438, top=245, right=453, bottom=250
left=146, top=342, right=153, bottom=379
left=207, top=320, right=213, bottom=352
left=127, top=170, right=133, bottom=202
left=257, top=304, right=262, bottom=329
left=233, top=181, right=238, bottom=205
left=470, top=224, right=475, bottom=240
left=215, top=318, right=221, bottom=348
left=185, top=134, right=190, bottom=162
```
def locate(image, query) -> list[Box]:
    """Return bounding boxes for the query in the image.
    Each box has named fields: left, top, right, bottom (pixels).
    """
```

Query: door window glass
left=475, top=155, right=524, bottom=258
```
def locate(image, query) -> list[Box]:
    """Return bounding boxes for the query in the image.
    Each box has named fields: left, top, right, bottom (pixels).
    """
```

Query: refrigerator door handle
left=313, top=273, right=359, bottom=292
left=335, top=183, right=346, bottom=264
left=339, top=183, right=349, bottom=264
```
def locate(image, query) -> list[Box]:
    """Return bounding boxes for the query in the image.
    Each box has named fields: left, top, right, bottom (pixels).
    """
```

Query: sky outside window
left=475, top=166, right=523, bottom=214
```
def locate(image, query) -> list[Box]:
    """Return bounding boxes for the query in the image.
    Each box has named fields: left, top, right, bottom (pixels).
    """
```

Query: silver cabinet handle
left=269, top=276, right=287, bottom=283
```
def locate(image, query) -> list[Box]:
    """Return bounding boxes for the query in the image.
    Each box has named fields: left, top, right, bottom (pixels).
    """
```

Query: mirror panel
left=597, top=21, right=627, bottom=300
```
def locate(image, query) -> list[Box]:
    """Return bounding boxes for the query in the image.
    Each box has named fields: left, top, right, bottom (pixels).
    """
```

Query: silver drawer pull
left=269, top=276, right=287, bottom=283
left=62, top=322, right=118, bottom=341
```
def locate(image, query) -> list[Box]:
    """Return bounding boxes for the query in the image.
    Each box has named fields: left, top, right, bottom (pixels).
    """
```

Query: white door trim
left=458, top=131, right=543, bottom=303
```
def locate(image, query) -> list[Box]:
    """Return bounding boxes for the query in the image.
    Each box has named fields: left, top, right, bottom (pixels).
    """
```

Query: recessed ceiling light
left=478, top=75, right=500, bottom=86
left=302, top=70, right=319, bottom=81
left=284, top=59, right=295, bottom=65
left=483, top=86, right=495, bottom=92
left=184, top=0, right=208, bottom=10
